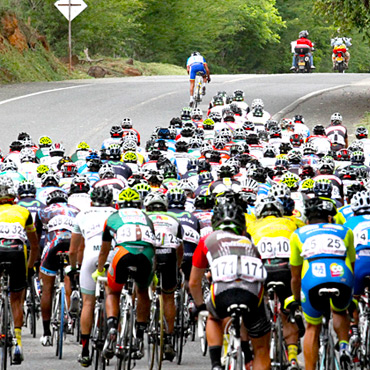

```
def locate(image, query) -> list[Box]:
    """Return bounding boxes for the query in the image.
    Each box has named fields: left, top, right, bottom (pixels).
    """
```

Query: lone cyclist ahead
left=187, top=51, right=211, bottom=107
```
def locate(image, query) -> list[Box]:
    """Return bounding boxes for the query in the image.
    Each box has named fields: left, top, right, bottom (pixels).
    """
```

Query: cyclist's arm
left=290, top=231, right=303, bottom=301
left=204, top=63, right=211, bottom=79
left=291, top=265, right=302, bottom=302
left=98, top=221, right=113, bottom=272
left=69, top=232, right=83, bottom=269
left=27, top=229, right=39, bottom=269
left=189, top=266, right=206, bottom=306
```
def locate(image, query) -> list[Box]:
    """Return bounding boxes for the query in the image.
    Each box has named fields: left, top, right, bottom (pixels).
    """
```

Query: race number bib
left=182, top=225, right=200, bottom=244
left=211, top=255, right=238, bottom=282
left=116, top=224, right=156, bottom=245
left=0, top=222, right=26, bottom=242
left=257, top=237, right=290, bottom=259
left=85, top=223, right=103, bottom=240
left=353, top=222, right=370, bottom=248
left=240, top=256, right=267, bottom=282
left=155, top=232, right=180, bottom=248
left=47, top=215, right=75, bottom=233
left=301, top=235, right=346, bottom=258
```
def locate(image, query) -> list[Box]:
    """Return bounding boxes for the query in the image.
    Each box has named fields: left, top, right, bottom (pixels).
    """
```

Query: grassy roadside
left=360, top=112, right=370, bottom=128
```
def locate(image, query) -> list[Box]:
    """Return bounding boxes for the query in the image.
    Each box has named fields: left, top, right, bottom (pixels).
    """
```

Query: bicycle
left=317, top=287, right=343, bottom=370
left=192, top=72, right=205, bottom=108
left=24, top=273, right=41, bottom=338
left=50, top=252, right=70, bottom=360
left=91, top=276, right=108, bottom=370
left=223, top=303, right=249, bottom=370
left=115, top=266, right=137, bottom=370
left=267, top=281, right=289, bottom=370
left=0, top=262, right=17, bottom=370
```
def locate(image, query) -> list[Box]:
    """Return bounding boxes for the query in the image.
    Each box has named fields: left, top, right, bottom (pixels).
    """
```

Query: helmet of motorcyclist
left=90, top=185, right=113, bottom=207
left=281, top=172, right=300, bottom=190
left=203, top=118, right=215, bottom=130
left=303, top=142, right=317, bottom=155
left=313, top=178, right=333, bottom=198
left=46, top=189, right=68, bottom=206
left=351, top=151, right=365, bottom=164
left=233, top=90, right=244, bottom=102
left=255, top=196, right=284, bottom=219
left=167, top=187, right=186, bottom=208
left=144, top=191, right=168, bottom=212
left=330, top=112, right=343, bottom=125
left=293, top=114, right=305, bottom=124
left=110, top=125, right=123, bottom=138
left=17, top=180, right=37, bottom=199
left=49, top=143, right=65, bottom=157
left=304, top=197, right=337, bottom=221
left=61, top=162, right=78, bottom=178
left=356, top=126, right=368, bottom=139
left=70, top=175, right=90, bottom=194
left=279, top=142, right=293, bottom=154
left=121, top=117, right=133, bottom=129
left=175, top=140, right=189, bottom=153
left=117, top=188, right=142, bottom=209
left=313, top=125, right=326, bottom=136
left=298, top=30, right=309, bottom=38
left=198, top=171, right=213, bottom=185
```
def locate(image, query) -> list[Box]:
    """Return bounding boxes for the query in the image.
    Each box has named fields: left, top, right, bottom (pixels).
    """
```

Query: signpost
left=54, top=0, right=87, bottom=71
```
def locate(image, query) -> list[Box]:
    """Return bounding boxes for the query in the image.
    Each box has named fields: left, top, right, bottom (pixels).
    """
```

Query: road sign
left=54, top=0, right=87, bottom=21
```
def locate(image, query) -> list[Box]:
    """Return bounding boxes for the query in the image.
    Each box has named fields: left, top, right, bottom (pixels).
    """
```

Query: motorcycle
left=292, top=44, right=313, bottom=73
left=333, top=44, right=347, bottom=73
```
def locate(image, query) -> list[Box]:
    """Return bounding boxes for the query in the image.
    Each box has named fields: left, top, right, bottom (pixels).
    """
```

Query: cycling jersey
left=290, top=223, right=355, bottom=324
left=17, top=197, right=45, bottom=223
left=68, top=193, right=91, bottom=212
left=192, top=210, right=213, bottom=238
left=186, top=55, right=207, bottom=80
left=102, top=208, right=157, bottom=291
left=36, top=186, right=66, bottom=205
left=73, top=206, right=116, bottom=295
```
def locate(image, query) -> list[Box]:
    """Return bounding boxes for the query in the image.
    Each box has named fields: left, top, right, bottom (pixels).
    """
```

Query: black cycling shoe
left=78, top=354, right=92, bottom=368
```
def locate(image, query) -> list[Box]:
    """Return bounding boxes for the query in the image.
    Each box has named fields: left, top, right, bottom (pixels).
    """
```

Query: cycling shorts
left=40, top=232, right=71, bottom=276
left=189, top=63, right=206, bottom=81
left=0, top=242, right=27, bottom=292
left=206, top=287, right=271, bottom=339
left=353, top=251, right=370, bottom=295
left=301, top=258, right=354, bottom=325
left=265, top=263, right=292, bottom=307
left=156, top=248, right=178, bottom=293
left=107, top=245, right=154, bottom=292
left=181, top=241, right=197, bottom=281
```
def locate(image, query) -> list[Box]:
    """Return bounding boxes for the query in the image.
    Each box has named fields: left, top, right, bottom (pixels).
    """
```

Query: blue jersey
left=345, top=215, right=370, bottom=252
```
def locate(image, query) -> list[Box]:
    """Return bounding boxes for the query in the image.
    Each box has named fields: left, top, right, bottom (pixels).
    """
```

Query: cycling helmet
left=194, top=128, right=205, bottom=139
left=144, top=169, right=164, bottom=186
left=194, top=194, right=214, bottom=210
left=225, top=95, right=234, bottom=105
left=189, top=137, right=202, bottom=149
left=299, top=178, right=315, bottom=193
left=175, top=140, right=189, bottom=153
left=203, top=118, right=215, bottom=130
left=110, top=125, right=123, bottom=138
left=350, top=151, right=365, bottom=164
left=36, top=164, right=50, bottom=177
left=213, top=136, right=227, bottom=150
left=246, top=133, right=260, bottom=145
left=191, top=108, right=203, bottom=120
left=144, top=191, right=168, bottom=212
left=167, top=187, right=186, bottom=208
left=287, top=149, right=302, bottom=164
left=242, top=121, right=255, bottom=132
left=192, top=51, right=201, bottom=56
left=230, top=144, right=245, bottom=157
left=330, top=112, right=343, bottom=125
left=239, top=178, right=258, bottom=194
left=356, top=126, right=368, bottom=139
left=275, top=156, right=289, bottom=168
left=255, top=196, right=284, bottom=219
left=300, top=164, right=315, bottom=179
left=229, top=103, right=242, bottom=116
left=99, top=163, right=115, bottom=179
left=226, top=158, right=240, bottom=174
left=87, top=158, right=103, bottom=172
left=121, top=117, right=133, bottom=129
left=187, top=158, right=198, bottom=171
left=313, top=178, right=333, bottom=198
left=313, top=125, right=326, bottom=136
left=206, top=150, right=221, bottom=164
left=217, top=163, right=235, bottom=179
left=268, top=183, right=291, bottom=199
left=269, top=125, right=282, bottom=138
left=70, top=175, right=90, bottom=194
left=212, top=96, right=224, bottom=107
left=305, top=197, right=336, bottom=220
left=280, top=118, right=293, bottom=130
left=198, top=160, right=212, bottom=173
left=248, top=165, right=267, bottom=183
left=90, top=185, right=113, bottom=206
left=198, top=171, right=214, bottom=185
left=41, top=172, right=60, bottom=187
left=233, top=90, right=244, bottom=102
left=290, top=133, right=304, bottom=147
left=351, top=190, right=370, bottom=215
left=208, top=111, right=222, bottom=123
left=19, top=148, right=36, bottom=163
left=122, top=139, right=137, bottom=152
left=106, top=144, right=122, bottom=160
left=336, top=149, right=350, bottom=161
left=156, top=128, right=170, bottom=140
left=181, top=126, right=195, bottom=138
left=263, top=145, right=277, bottom=158
left=299, top=30, right=309, bottom=38
left=9, top=140, right=23, bottom=152
left=220, top=128, right=232, bottom=142
left=61, top=162, right=78, bottom=178
left=181, top=107, right=192, bottom=121
left=0, top=176, right=16, bottom=203
left=347, top=182, right=366, bottom=201
left=117, top=188, right=141, bottom=208
left=222, top=109, right=235, bottom=123
left=133, top=183, right=151, bottom=200
left=77, top=141, right=90, bottom=151
left=161, top=163, right=177, bottom=179
left=293, top=114, right=305, bottom=124
left=49, top=143, right=65, bottom=157
left=356, top=167, right=369, bottom=181
left=200, top=142, right=213, bottom=156
left=17, top=180, right=36, bottom=199
left=46, top=189, right=68, bottom=205
left=39, top=136, right=53, bottom=148
left=233, top=128, right=247, bottom=141
left=1, top=159, right=18, bottom=172
left=177, top=179, right=196, bottom=194
left=303, top=142, right=317, bottom=155
left=281, top=172, right=300, bottom=190
left=211, top=202, right=246, bottom=235
left=122, top=151, right=138, bottom=164
left=251, top=98, right=264, bottom=109
left=279, top=142, right=293, bottom=155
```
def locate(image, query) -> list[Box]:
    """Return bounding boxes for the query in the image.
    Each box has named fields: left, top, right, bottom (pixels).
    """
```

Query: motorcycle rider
left=290, top=30, right=315, bottom=71
left=331, top=36, right=352, bottom=69
left=186, top=52, right=211, bottom=107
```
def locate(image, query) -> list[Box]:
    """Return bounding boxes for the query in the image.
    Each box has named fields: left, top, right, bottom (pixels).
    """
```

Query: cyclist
left=186, top=51, right=211, bottom=107
left=247, top=196, right=301, bottom=369
left=189, top=199, right=271, bottom=370
left=36, top=189, right=80, bottom=346
left=325, top=112, right=348, bottom=148
left=93, top=188, right=156, bottom=360
left=68, top=175, right=91, bottom=211
left=68, top=186, right=116, bottom=367
left=0, top=176, right=39, bottom=364
left=289, top=197, right=355, bottom=370
left=144, top=192, right=183, bottom=361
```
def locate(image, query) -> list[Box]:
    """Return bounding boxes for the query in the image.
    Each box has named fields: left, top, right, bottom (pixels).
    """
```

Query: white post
left=68, top=0, right=72, bottom=71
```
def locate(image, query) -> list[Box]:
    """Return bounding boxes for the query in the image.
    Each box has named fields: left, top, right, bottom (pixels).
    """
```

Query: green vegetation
left=360, top=112, right=370, bottom=128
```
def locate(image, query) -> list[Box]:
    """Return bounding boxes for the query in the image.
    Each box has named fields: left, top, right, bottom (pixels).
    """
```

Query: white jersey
left=68, top=193, right=91, bottom=212
left=73, top=206, right=116, bottom=294
left=187, top=55, right=205, bottom=66
left=18, top=162, right=39, bottom=182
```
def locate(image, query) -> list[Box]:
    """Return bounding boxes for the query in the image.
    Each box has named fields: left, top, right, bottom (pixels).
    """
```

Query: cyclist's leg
left=303, top=323, right=321, bottom=370
left=250, top=333, right=270, bottom=370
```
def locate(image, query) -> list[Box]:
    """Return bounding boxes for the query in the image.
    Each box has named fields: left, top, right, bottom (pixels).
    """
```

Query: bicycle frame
left=193, top=72, right=205, bottom=108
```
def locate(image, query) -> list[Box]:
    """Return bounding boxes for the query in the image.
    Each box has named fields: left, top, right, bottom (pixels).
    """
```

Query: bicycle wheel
left=365, top=321, right=370, bottom=369
left=58, top=287, right=65, bottom=359
left=174, top=288, right=185, bottom=364
left=199, top=315, right=208, bottom=356
left=236, top=340, right=244, bottom=370
left=1, top=298, right=9, bottom=370
left=91, top=303, right=107, bottom=370
left=27, top=282, right=37, bottom=338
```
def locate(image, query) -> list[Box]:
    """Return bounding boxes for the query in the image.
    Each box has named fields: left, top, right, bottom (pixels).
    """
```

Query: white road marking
left=0, top=84, right=89, bottom=106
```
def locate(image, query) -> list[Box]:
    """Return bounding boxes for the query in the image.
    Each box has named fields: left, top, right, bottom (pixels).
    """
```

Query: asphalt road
left=0, top=73, right=370, bottom=369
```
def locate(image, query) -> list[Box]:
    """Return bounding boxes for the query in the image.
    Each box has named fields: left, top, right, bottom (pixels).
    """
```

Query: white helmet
left=251, top=99, right=264, bottom=109
left=351, top=190, right=370, bottom=215
left=331, top=112, right=343, bottom=125
left=268, top=183, right=291, bottom=199
left=143, top=191, right=168, bottom=209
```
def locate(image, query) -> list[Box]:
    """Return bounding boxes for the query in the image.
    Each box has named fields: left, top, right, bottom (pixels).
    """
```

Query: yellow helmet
left=281, top=172, right=300, bottom=189
left=117, top=188, right=141, bottom=208
left=123, top=151, right=138, bottom=163
left=39, top=136, right=52, bottom=147
left=299, top=178, right=315, bottom=192
left=203, top=118, right=215, bottom=127
left=36, top=164, right=50, bottom=175
left=77, top=141, right=90, bottom=150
